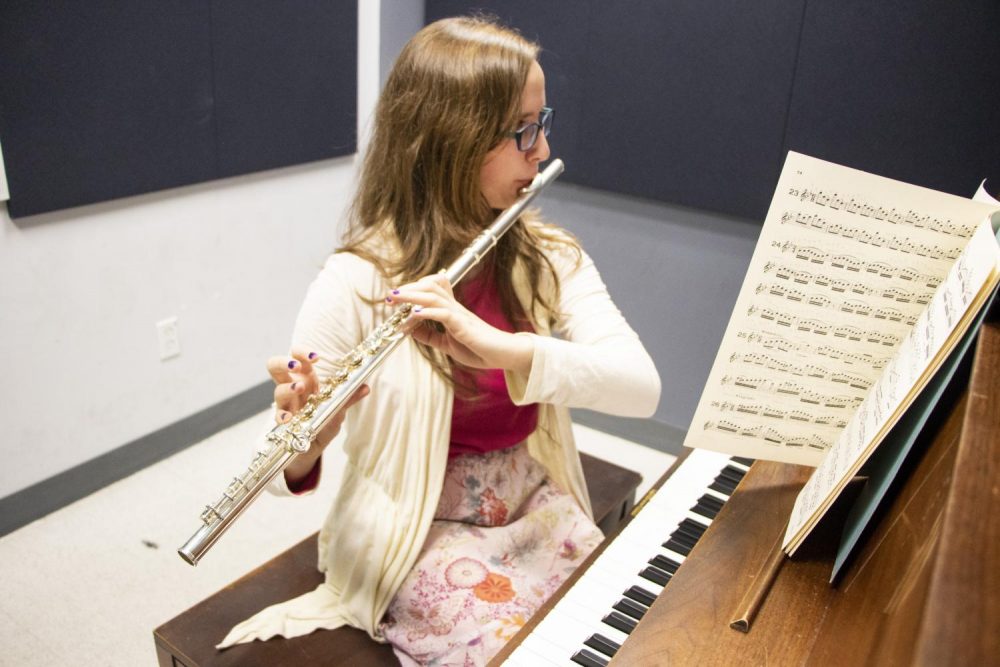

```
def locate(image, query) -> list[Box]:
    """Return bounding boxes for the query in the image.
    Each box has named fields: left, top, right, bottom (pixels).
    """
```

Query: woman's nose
left=529, top=128, right=550, bottom=162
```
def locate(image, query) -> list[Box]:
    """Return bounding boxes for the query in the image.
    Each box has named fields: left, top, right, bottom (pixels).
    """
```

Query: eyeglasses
left=506, top=106, right=553, bottom=152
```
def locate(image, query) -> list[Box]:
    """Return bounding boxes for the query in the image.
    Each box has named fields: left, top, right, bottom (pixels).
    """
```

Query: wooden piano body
left=496, top=322, right=1000, bottom=666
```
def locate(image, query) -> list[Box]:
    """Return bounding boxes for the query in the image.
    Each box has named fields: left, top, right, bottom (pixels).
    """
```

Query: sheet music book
left=680, top=152, right=1000, bottom=555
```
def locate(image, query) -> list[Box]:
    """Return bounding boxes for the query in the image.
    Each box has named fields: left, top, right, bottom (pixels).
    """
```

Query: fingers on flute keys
left=387, top=274, right=455, bottom=335
left=267, top=347, right=320, bottom=423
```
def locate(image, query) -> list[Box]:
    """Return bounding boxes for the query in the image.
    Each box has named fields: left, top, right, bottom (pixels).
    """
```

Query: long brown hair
left=340, top=16, right=579, bottom=384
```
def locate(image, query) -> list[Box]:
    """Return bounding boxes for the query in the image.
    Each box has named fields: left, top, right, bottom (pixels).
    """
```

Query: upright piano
left=493, top=322, right=1000, bottom=666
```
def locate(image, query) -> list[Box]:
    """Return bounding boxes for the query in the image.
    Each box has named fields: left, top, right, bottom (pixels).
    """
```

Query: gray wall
left=542, top=183, right=760, bottom=442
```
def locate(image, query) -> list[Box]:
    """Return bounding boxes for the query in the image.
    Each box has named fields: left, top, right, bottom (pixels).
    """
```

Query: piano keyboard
left=501, top=449, right=751, bottom=666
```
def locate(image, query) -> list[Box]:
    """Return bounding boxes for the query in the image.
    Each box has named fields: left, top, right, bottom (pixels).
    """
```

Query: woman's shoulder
left=308, top=247, right=395, bottom=301
left=317, top=250, right=376, bottom=280
left=522, top=218, right=586, bottom=267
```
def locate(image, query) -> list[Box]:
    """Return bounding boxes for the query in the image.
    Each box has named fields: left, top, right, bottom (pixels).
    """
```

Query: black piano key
left=691, top=502, right=717, bottom=520
left=722, top=464, right=747, bottom=481
left=732, top=456, right=755, bottom=467
left=639, top=565, right=671, bottom=586
left=709, top=477, right=737, bottom=495
left=691, top=496, right=723, bottom=519
left=624, top=585, right=657, bottom=607
left=698, top=493, right=725, bottom=513
left=670, top=532, right=698, bottom=553
left=676, top=518, right=708, bottom=541
left=602, top=610, right=638, bottom=635
left=663, top=537, right=692, bottom=556
left=671, top=522, right=702, bottom=544
left=571, top=648, right=609, bottom=667
left=677, top=517, right=708, bottom=537
left=613, top=597, right=647, bottom=621
left=648, top=554, right=680, bottom=575
left=584, top=633, right=621, bottom=658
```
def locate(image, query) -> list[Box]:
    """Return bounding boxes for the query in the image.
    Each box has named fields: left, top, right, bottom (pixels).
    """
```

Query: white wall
left=0, top=2, right=385, bottom=499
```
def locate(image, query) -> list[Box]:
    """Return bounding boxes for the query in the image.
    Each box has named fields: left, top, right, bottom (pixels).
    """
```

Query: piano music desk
left=153, top=451, right=642, bottom=667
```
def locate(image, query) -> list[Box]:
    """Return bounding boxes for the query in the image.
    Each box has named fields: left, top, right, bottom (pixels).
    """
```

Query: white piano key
left=502, top=450, right=738, bottom=665
left=525, top=614, right=599, bottom=654
left=503, top=642, right=564, bottom=666
left=542, top=603, right=630, bottom=647
left=516, top=633, right=577, bottom=664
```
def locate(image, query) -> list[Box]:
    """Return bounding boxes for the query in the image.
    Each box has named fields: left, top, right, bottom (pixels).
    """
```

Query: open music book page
left=683, top=151, right=1000, bottom=468
left=783, top=218, right=999, bottom=553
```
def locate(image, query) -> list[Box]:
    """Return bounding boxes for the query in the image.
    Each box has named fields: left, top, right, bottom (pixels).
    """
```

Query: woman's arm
left=506, top=246, right=661, bottom=418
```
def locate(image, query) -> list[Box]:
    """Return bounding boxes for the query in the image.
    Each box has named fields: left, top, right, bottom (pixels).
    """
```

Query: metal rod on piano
left=729, top=525, right=788, bottom=633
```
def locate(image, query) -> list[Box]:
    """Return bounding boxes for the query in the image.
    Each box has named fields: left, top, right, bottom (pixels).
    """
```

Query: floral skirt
left=379, top=443, right=604, bottom=666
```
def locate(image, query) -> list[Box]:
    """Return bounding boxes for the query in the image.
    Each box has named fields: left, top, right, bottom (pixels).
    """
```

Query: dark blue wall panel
left=0, top=2, right=216, bottom=217
left=426, top=1, right=999, bottom=220
left=0, top=0, right=356, bottom=219
left=212, top=0, right=356, bottom=179
left=783, top=0, right=1000, bottom=200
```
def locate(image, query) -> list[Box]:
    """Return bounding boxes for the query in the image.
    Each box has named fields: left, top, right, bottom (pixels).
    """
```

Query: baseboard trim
left=0, top=382, right=274, bottom=539
left=570, top=409, right=687, bottom=456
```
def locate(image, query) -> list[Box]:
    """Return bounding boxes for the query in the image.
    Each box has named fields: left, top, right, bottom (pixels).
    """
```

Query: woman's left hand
left=388, top=273, right=533, bottom=374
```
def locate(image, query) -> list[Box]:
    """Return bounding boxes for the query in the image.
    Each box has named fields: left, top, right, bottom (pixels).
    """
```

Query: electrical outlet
left=157, top=317, right=181, bottom=360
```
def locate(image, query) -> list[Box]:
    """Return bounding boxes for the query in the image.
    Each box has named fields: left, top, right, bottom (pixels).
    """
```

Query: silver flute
left=178, top=158, right=565, bottom=565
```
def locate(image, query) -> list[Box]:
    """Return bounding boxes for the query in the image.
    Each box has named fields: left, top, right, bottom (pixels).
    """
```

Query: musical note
left=779, top=209, right=966, bottom=260
left=703, top=420, right=832, bottom=452
left=728, top=351, right=871, bottom=390
left=773, top=243, right=946, bottom=288
left=785, top=189, right=976, bottom=238
left=718, top=374, right=864, bottom=410
left=745, top=307, right=901, bottom=347
left=755, top=281, right=922, bottom=326
left=737, top=330, right=892, bottom=369
left=710, top=400, right=850, bottom=429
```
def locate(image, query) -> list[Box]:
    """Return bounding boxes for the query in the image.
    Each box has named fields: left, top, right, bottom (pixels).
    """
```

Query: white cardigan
left=218, top=226, right=660, bottom=648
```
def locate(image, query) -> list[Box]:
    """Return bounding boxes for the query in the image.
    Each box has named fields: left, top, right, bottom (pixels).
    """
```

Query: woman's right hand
left=267, top=347, right=370, bottom=485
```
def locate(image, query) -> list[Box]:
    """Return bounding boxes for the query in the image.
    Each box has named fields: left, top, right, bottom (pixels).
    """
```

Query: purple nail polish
left=392, top=289, right=400, bottom=295
left=308, top=352, right=318, bottom=360
left=385, top=296, right=393, bottom=303
left=414, top=305, right=423, bottom=313
left=288, top=360, right=297, bottom=370
left=290, top=382, right=299, bottom=391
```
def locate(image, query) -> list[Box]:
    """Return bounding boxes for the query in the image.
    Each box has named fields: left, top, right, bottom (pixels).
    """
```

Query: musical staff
left=719, top=375, right=863, bottom=410
left=754, top=283, right=919, bottom=326
left=737, top=331, right=891, bottom=370
left=728, top=352, right=871, bottom=391
left=745, top=306, right=901, bottom=347
left=710, top=400, right=849, bottom=429
left=703, top=420, right=832, bottom=452
left=761, top=263, right=935, bottom=304
left=784, top=187, right=978, bottom=238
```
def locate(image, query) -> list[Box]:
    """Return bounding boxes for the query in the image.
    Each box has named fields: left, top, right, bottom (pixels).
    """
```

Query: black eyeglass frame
left=506, top=106, right=553, bottom=152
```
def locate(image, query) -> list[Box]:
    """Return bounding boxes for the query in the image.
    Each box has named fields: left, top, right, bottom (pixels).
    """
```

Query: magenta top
left=449, top=264, right=538, bottom=458
left=289, top=263, right=539, bottom=494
